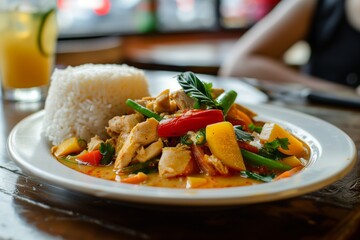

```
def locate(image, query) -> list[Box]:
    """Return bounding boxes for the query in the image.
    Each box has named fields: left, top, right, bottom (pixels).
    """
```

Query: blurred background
left=56, top=0, right=305, bottom=75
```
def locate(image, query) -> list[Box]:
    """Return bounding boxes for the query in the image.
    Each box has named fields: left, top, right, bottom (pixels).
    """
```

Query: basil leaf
left=177, top=71, right=219, bottom=109
left=234, top=125, right=254, bottom=142
left=99, top=142, right=115, bottom=165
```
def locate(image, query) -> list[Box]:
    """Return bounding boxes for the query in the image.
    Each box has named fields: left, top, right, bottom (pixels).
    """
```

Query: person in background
left=219, top=0, right=360, bottom=95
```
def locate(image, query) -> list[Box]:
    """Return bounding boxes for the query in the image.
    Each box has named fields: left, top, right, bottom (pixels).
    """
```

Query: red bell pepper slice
left=158, top=109, right=224, bottom=137
left=77, top=150, right=102, bottom=166
left=237, top=141, right=259, bottom=154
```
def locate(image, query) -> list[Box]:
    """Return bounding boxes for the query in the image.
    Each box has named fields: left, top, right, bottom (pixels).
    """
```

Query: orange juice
left=0, top=9, right=57, bottom=90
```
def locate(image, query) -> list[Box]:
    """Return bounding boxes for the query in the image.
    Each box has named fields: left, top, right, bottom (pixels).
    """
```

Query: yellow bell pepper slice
left=186, top=176, right=208, bottom=188
left=206, top=121, right=246, bottom=171
left=280, top=156, right=303, bottom=167
left=53, top=137, right=87, bottom=157
left=259, top=123, right=304, bottom=157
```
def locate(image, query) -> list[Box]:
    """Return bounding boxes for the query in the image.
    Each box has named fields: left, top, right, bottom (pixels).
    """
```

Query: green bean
left=126, top=99, right=162, bottom=121
left=241, top=149, right=292, bottom=171
left=215, top=90, right=237, bottom=116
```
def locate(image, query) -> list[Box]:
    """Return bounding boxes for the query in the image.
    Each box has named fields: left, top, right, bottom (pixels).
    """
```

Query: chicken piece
left=115, top=134, right=127, bottom=155
left=170, top=89, right=195, bottom=110
left=153, top=89, right=177, bottom=114
left=107, top=113, right=144, bottom=153
left=135, top=98, right=152, bottom=107
left=133, top=97, right=156, bottom=112
left=206, top=155, right=229, bottom=175
left=105, top=138, right=116, bottom=149
left=158, top=145, right=194, bottom=178
left=191, top=145, right=229, bottom=176
left=145, top=100, right=155, bottom=112
left=191, top=145, right=217, bottom=176
left=135, top=139, right=163, bottom=163
left=87, top=135, right=103, bottom=151
left=114, top=118, right=159, bottom=169
left=106, top=113, right=144, bottom=137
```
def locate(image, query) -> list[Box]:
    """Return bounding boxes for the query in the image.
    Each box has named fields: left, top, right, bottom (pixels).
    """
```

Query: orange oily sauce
left=56, top=132, right=310, bottom=188
left=58, top=159, right=261, bottom=188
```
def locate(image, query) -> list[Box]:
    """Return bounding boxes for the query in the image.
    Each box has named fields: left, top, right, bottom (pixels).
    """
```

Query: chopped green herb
left=241, top=170, right=274, bottom=182
left=99, top=142, right=115, bottom=165
left=180, top=129, right=206, bottom=146
left=248, top=123, right=262, bottom=133
left=266, top=138, right=289, bottom=150
left=259, top=138, right=289, bottom=160
left=234, top=125, right=254, bottom=142
left=120, top=159, right=159, bottom=174
left=180, top=134, right=193, bottom=145
left=194, top=129, right=206, bottom=145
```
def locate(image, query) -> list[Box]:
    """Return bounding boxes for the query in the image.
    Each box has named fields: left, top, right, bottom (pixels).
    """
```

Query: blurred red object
left=253, top=0, right=281, bottom=20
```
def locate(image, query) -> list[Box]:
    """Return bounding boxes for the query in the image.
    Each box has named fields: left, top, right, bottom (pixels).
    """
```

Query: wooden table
left=1, top=71, right=360, bottom=240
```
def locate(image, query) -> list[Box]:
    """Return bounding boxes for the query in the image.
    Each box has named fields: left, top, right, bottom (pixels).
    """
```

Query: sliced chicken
left=135, top=98, right=152, bottom=107
left=107, top=113, right=144, bottom=154
left=133, top=96, right=156, bottom=112
left=191, top=145, right=229, bottom=176
left=170, top=89, right=195, bottom=110
left=158, top=145, right=194, bottom=178
left=135, top=138, right=163, bottom=162
left=87, top=135, right=103, bottom=151
left=153, top=89, right=177, bottom=114
left=206, top=155, right=229, bottom=175
left=114, top=118, right=159, bottom=169
left=106, top=113, right=144, bottom=137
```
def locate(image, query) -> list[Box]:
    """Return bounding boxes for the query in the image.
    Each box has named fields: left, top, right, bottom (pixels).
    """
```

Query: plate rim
left=7, top=104, right=357, bottom=206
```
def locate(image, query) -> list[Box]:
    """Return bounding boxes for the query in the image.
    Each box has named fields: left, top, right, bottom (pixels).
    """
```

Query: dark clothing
left=303, top=0, right=360, bottom=88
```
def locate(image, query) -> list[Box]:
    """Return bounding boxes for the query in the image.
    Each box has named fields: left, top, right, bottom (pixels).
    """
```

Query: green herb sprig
left=177, top=72, right=219, bottom=109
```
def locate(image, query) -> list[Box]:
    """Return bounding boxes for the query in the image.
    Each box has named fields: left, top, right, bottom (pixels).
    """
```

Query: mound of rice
left=43, top=64, right=149, bottom=145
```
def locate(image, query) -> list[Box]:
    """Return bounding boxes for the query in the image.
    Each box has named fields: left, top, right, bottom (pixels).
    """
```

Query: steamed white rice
left=43, top=64, right=149, bottom=145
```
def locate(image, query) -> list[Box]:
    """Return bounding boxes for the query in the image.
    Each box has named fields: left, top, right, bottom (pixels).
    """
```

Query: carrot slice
left=121, top=172, right=148, bottom=184
left=274, top=166, right=303, bottom=180
left=227, top=106, right=253, bottom=127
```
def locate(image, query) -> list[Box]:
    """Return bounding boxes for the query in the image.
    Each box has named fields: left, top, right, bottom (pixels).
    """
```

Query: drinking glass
left=0, top=0, right=58, bottom=102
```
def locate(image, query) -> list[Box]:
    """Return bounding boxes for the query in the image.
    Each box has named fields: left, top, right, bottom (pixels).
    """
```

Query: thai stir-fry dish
left=51, top=71, right=309, bottom=188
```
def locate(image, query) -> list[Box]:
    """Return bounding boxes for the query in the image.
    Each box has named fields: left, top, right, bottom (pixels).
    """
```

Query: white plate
left=8, top=104, right=356, bottom=206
